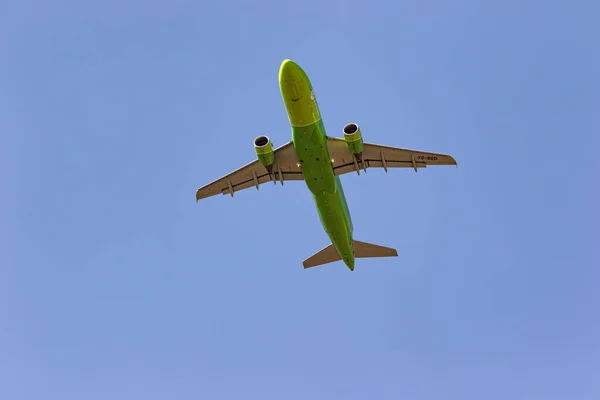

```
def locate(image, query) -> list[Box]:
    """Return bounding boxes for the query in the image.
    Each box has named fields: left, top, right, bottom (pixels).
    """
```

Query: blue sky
left=2, top=0, right=599, bottom=398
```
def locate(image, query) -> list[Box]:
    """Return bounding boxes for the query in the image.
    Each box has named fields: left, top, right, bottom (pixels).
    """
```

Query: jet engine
left=254, top=135, right=275, bottom=168
left=343, top=123, right=364, bottom=156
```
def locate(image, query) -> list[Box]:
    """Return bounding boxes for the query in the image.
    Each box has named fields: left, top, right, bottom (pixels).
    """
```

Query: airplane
left=196, top=59, right=457, bottom=271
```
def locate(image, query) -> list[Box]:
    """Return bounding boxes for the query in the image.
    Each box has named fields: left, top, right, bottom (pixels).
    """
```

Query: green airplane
left=196, top=59, right=457, bottom=271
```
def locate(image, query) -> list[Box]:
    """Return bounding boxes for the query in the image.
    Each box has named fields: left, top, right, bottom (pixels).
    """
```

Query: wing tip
left=444, top=154, right=458, bottom=167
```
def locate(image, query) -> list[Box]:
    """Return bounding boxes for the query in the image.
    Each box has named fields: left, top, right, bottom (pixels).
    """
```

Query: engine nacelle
left=343, top=123, right=364, bottom=155
left=254, top=135, right=275, bottom=168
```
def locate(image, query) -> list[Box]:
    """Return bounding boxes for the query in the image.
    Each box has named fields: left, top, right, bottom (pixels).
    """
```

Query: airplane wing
left=196, top=141, right=304, bottom=201
left=326, top=137, right=457, bottom=175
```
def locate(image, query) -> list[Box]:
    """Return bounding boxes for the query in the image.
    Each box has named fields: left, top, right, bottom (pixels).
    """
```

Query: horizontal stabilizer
left=353, top=240, right=398, bottom=259
left=303, top=244, right=341, bottom=269
left=302, top=240, right=398, bottom=269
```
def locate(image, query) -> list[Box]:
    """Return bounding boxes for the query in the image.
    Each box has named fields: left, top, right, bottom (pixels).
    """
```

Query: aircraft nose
left=278, top=59, right=304, bottom=101
left=279, top=59, right=300, bottom=81
left=278, top=59, right=321, bottom=127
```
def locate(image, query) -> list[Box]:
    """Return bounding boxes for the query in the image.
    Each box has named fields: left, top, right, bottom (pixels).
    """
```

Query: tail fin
left=302, top=240, right=398, bottom=269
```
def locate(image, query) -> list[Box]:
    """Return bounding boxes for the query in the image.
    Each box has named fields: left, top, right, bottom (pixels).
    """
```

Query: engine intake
left=254, top=135, right=275, bottom=167
left=343, top=123, right=364, bottom=155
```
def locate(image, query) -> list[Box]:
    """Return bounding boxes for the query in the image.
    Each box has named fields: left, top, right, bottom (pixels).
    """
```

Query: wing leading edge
left=326, top=137, right=457, bottom=175
left=195, top=141, right=303, bottom=201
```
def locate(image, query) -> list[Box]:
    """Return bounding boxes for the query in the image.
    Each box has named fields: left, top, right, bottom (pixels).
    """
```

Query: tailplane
left=303, top=240, right=398, bottom=269
left=303, top=244, right=341, bottom=269
left=353, top=240, right=398, bottom=259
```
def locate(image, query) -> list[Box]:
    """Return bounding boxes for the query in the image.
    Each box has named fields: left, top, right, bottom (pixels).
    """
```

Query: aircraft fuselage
left=279, top=60, right=355, bottom=270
